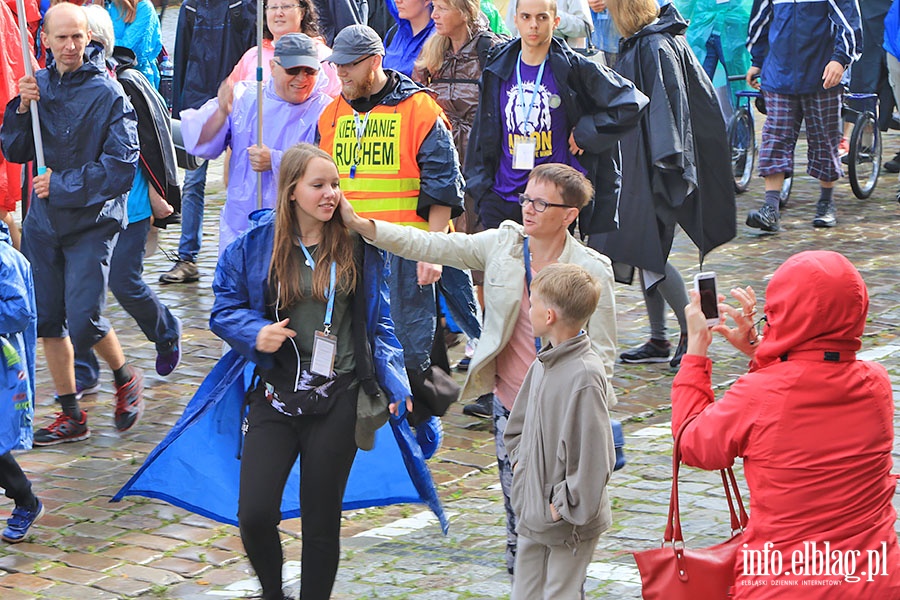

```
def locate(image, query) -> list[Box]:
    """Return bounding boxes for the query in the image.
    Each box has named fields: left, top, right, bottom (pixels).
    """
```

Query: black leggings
left=238, top=385, right=358, bottom=600
left=0, top=452, right=36, bottom=508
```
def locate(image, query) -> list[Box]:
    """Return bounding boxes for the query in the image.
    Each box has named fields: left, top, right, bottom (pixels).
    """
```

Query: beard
left=342, top=68, right=376, bottom=101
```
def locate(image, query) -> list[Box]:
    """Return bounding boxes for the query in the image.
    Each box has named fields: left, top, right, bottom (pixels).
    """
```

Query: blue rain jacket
left=0, top=222, right=36, bottom=453
left=113, top=211, right=448, bottom=531
left=0, top=45, right=138, bottom=238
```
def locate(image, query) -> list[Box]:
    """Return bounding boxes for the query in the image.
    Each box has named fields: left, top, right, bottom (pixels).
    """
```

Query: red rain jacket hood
left=753, top=250, right=867, bottom=369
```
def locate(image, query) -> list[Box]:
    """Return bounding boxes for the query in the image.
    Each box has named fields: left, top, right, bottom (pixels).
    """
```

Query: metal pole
left=15, top=0, right=45, bottom=174
left=256, top=0, right=263, bottom=209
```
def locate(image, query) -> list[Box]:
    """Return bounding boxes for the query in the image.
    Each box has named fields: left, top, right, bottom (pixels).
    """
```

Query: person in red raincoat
left=0, top=0, right=39, bottom=249
left=672, top=250, right=900, bottom=597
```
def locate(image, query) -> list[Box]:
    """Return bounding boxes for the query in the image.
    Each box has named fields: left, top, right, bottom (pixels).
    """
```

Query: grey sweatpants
left=510, top=533, right=599, bottom=599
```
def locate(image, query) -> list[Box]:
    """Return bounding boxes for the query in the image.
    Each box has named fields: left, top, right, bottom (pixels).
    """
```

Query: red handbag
left=632, top=418, right=749, bottom=599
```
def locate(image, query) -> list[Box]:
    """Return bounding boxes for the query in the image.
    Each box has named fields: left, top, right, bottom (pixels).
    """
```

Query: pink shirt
left=494, top=283, right=537, bottom=411
left=228, top=38, right=342, bottom=98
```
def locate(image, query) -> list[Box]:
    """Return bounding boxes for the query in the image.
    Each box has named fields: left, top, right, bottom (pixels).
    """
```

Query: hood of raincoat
left=620, top=2, right=687, bottom=51
left=754, top=251, right=868, bottom=368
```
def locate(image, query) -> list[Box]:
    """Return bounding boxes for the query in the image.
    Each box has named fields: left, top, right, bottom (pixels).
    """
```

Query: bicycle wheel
left=848, top=112, right=881, bottom=199
left=727, top=107, right=755, bottom=193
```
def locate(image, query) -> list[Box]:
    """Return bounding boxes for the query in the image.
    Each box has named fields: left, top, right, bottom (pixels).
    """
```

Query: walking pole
left=15, top=0, right=46, bottom=175
left=256, top=0, right=263, bottom=210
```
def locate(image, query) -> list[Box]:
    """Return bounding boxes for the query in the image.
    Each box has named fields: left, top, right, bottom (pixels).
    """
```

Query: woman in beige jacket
left=340, top=162, right=616, bottom=574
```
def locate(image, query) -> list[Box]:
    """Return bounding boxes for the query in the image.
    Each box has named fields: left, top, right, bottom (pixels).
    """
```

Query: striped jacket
left=746, top=0, right=861, bottom=95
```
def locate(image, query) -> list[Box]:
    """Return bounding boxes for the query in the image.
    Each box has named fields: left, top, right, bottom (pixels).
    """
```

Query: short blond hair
left=607, top=0, right=659, bottom=38
left=531, top=263, right=601, bottom=328
left=528, top=163, right=594, bottom=209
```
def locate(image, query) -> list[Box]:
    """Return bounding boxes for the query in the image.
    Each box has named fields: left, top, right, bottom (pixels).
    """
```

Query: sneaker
left=812, top=199, right=836, bottom=228
left=669, top=333, right=688, bottom=370
left=462, top=393, right=493, bottom=418
left=2, top=500, right=44, bottom=543
left=155, top=317, right=182, bottom=376
left=114, top=368, right=145, bottom=432
left=34, top=411, right=90, bottom=446
left=620, top=339, right=671, bottom=363
left=75, top=381, right=101, bottom=401
left=884, top=151, right=900, bottom=173
left=453, top=356, right=471, bottom=371
left=159, top=260, right=199, bottom=284
left=746, top=204, right=780, bottom=232
left=838, top=137, right=849, bottom=157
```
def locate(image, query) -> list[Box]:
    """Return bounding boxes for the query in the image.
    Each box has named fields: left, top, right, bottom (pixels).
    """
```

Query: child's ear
left=545, top=306, right=558, bottom=326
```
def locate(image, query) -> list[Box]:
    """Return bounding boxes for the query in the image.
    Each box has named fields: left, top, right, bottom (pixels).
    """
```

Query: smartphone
left=694, top=272, right=719, bottom=327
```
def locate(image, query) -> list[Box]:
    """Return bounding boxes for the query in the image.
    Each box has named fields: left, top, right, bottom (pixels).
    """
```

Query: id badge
left=310, top=330, right=338, bottom=377
left=513, top=138, right=536, bottom=171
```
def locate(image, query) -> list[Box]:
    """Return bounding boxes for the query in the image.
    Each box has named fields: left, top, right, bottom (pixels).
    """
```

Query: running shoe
left=114, top=368, right=145, bottom=432
left=34, top=411, right=90, bottom=446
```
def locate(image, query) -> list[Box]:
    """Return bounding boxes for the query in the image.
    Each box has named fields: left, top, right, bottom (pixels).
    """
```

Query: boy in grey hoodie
left=504, top=263, right=615, bottom=598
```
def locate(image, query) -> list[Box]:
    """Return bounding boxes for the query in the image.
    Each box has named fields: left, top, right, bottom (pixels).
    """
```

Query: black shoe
left=462, top=394, right=492, bottom=418
left=669, top=333, right=688, bottom=370
left=746, top=204, right=780, bottom=232
left=884, top=151, right=900, bottom=173
left=812, top=199, right=836, bottom=228
left=620, top=339, right=670, bottom=364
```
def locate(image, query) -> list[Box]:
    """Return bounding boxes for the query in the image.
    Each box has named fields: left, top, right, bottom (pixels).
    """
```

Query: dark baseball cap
left=328, top=24, right=384, bottom=65
left=274, top=33, right=320, bottom=70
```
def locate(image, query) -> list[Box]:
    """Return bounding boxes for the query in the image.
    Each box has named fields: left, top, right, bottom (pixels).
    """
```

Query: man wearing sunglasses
left=181, top=33, right=332, bottom=253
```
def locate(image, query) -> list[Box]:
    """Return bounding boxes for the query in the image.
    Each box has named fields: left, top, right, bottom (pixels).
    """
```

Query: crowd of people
left=1, top=0, right=899, bottom=597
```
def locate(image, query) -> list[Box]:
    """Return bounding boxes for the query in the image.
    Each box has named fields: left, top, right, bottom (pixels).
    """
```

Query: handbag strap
left=665, top=415, right=747, bottom=544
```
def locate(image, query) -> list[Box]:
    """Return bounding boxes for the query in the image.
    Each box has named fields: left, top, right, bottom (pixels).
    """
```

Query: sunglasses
left=274, top=60, right=317, bottom=77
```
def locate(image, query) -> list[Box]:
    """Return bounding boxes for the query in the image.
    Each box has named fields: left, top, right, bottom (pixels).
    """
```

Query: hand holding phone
left=694, top=272, right=719, bottom=327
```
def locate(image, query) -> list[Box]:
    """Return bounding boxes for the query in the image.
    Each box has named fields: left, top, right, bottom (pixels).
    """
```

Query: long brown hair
left=607, top=0, right=659, bottom=39
left=111, top=0, right=138, bottom=24
left=414, top=0, right=480, bottom=76
left=269, top=144, right=356, bottom=308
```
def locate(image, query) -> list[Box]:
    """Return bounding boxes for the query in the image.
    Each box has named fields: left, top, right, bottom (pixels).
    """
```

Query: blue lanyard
left=298, top=238, right=338, bottom=334
left=522, top=237, right=542, bottom=354
left=350, top=110, right=371, bottom=179
left=516, top=51, right=546, bottom=136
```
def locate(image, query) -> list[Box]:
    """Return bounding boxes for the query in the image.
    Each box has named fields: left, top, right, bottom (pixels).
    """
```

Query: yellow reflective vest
left=318, top=92, right=447, bottom=230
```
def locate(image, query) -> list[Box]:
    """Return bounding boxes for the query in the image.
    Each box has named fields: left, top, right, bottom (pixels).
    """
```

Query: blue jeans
left=386, top=253, right=437, bottom=373
left=75, top=218, right=180, bottom=387
left=438, top=266, right=481, bottom=341
left=702, top=34, right=726, bottom=81
left=178, top=161, right=208, bottom=262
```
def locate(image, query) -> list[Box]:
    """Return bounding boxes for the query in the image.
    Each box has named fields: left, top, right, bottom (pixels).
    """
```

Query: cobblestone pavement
left=2, top=115, right=900, bottom=598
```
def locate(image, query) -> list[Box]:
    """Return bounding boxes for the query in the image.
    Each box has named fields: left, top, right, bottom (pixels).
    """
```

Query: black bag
left=405, top=365, right=460, bottom=426
left=264, top=371, right=355, bottom=417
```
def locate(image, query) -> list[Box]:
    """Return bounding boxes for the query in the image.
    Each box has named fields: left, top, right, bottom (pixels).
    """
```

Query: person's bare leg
left=42, top=337, right=76, bottom=396
left=92, top=329, right=125, bottom=372
left=764, top=172, right=785, bottom=192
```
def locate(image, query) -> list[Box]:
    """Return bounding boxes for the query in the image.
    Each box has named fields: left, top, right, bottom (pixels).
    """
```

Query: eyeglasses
left=265, top=3, right=302, bottom=11
left=518, top=193, right=572, bottom=213
left=335, top=56, right=371, bottom=69
left=274, top=60, right=317, bottom=77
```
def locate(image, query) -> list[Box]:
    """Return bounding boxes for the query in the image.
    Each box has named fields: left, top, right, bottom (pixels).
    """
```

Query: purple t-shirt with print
left=493, top=59, right=586, bottom=204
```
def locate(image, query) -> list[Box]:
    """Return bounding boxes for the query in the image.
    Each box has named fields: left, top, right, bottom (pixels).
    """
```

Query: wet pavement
left=2, top=54, right=900, bottom=598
